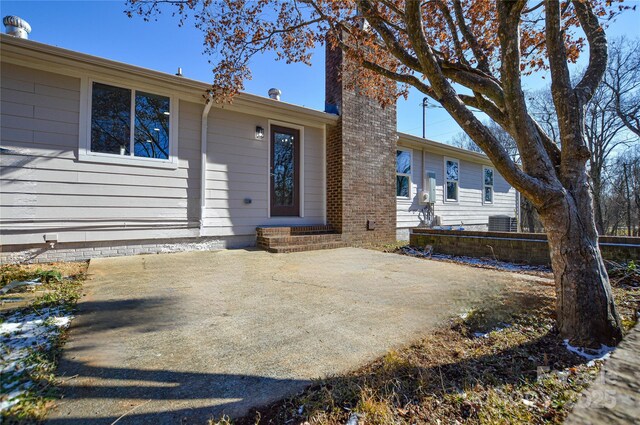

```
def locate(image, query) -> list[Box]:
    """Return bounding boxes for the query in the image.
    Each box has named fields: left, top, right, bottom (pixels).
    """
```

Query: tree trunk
left=594, top=198, right=605, bottom=235
left=623, top=163, right=632, bottom=236
left=540, top=189, right=623, bottom=348
left=591, top=177, right=605, bottom=235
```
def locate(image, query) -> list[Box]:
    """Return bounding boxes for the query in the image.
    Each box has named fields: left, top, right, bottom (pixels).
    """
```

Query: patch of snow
left=346, top=413, right=360, bottom=425
left=563, top=340, right=615, bottom=366
left=0, top=306, right=74, bottom=412
left=0, top=389, right=25, bottom=411
left=157, top=239, right=226, bottom=254
left=521, top=398, right=535, bottom=407
left=400, top=246, right=551, bottom=273
left=431, top=253, right=550, bottom=272
left=0, top=278, right=42, bottom=294
left=472, top=324, right=511, bottom=338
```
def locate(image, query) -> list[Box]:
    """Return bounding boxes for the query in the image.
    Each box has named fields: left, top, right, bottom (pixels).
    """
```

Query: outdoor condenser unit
left=419, top=172, right=437, bottom=205
left=488, top=215, right=517, bottom=232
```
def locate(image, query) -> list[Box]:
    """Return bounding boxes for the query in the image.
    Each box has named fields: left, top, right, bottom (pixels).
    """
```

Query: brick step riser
left=256, top=226, right=335, bottom=237
left=268, top=242, right=348, bottom=253
left=261, top=235, right=343, bottom=248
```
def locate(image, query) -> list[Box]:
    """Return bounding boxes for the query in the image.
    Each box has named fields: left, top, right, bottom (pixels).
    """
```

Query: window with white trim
left=396, top=149, right=412, bottom=198
left=90, top=82, right=171, bottom=160
left=483, top=166, right=494, bottom=204
left=444, top=158, right=459, bottom=202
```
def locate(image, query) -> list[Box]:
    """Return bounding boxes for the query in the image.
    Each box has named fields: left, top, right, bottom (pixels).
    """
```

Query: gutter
left=200, top=93, right=214, bottom=236
left=397, top=131, right=493, bottom=164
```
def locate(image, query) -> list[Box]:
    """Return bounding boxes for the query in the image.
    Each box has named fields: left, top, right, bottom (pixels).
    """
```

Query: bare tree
left=604, top=37, right=640, bottom=137
left=450, top=131, right=483, bottom=153
left=452, top=121, right=541, bottom=233
left=451, top=120, right=519, bottom=161
left=529, top=72, right=633, bottom=235
left=608, top=147, right=640, bottom=236
left=528, top=88, right=561, bottom=145
left=126, top=0, right=631, bottom=347
left=583, top=81, right=630, bottom=234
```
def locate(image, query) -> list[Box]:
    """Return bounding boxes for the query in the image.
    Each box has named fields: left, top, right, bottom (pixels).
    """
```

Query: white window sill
left=78, top=152, right=179, bottom=170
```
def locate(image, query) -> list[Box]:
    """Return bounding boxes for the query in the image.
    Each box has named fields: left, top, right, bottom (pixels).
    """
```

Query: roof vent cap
left=268, top=88, right=281, bottom=101
left=3, top=16, right=31, bottom=39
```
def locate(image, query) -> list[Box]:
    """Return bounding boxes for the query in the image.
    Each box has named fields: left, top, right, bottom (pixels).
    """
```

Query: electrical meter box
left=419, top=172, right=437, bottom=205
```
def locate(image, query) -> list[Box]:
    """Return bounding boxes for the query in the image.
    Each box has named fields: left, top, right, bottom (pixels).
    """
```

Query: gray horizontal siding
left=1, top=62, right=327, bottom=248
left=0, top=63, right=201, bottom=246
left=397, top=146, right=516, bottom=229
left=201, top=108, right=325, bottom=237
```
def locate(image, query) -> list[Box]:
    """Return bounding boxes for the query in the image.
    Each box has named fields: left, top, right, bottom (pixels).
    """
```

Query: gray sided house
left=0, top=32, right=517, bottom=263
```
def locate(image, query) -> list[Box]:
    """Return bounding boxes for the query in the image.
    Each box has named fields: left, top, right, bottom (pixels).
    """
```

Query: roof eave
left=0, top=34, right=339, bottom=125
left=397, top=131, right=493, bottom=165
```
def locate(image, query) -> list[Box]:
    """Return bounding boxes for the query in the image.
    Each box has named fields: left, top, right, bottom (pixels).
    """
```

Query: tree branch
left=452, top=0, right=490, bottom=72
left=403, top=0, right=552, bottom=202
left=435, top=0, right=467, bottom=65
left=572, top=0, right=608, bottom=105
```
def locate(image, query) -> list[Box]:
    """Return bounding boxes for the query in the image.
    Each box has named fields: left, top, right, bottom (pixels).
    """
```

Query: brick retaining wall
left=410, top=228, right=640, bottom=265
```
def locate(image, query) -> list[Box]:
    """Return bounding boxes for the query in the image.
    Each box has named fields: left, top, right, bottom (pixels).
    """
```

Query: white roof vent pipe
left=3, top=16, right=31, bottom=39
left=268, top=88, right=281, bottom=101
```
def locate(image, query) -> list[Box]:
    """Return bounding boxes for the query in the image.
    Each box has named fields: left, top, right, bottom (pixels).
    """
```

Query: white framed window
left=444, top=157, right=459, bottom=202
left=78, top=78, right=179, bottom=169
left=396, top=148, right=412, bottom=198
left=483, top=166, right=494, bottom=204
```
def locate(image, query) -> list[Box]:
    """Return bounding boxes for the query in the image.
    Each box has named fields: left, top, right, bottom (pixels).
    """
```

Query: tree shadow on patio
left=44, top=361, right=311, bottom=425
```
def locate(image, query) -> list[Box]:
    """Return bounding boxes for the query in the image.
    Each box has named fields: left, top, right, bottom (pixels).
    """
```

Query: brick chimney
left=325, top=42, right=397, bottom=245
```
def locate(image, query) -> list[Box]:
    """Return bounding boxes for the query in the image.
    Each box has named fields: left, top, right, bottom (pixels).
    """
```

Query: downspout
left=200, top=93, right=214, bottom=237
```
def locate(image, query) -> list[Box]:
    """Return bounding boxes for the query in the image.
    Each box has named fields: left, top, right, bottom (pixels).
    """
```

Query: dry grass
left=1, top=261, right=88, bottom=423
left=0, top=262, right=87, bottom=289
left=213, top=275, right=639, bottom=425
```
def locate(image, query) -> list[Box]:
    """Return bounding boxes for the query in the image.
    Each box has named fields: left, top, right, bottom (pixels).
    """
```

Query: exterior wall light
left=255, top=126, right=265, bottom=140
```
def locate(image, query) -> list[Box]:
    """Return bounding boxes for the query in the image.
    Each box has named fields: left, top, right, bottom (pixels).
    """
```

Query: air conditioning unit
left=488, top=215, right=517, bottom=232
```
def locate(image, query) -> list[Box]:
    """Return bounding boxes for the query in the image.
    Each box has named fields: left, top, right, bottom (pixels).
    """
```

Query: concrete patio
left=48, top=247, right=546, bottom=424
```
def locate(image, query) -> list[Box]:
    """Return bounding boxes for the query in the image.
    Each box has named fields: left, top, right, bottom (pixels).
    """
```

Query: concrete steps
left=256, top=226, right=347, bottom=253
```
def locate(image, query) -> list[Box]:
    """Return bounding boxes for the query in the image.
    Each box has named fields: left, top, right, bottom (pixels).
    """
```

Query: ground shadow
left=42, top=361, right=311, bottom=425
left=64, top=297, right=179, bottom=337
left=236, top=329, right=589, bottom=424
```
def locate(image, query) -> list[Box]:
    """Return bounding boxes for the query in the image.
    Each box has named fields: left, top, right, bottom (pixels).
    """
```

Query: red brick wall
left=325, top=44, right=397, bottom=245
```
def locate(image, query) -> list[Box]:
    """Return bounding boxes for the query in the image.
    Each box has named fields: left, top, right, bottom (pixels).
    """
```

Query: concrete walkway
left=566, top=325, right=640, bottom=425
left=48, top=247, right=545, bottom=424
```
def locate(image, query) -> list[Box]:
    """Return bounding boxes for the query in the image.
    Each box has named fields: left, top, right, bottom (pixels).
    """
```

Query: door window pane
left=91, top=82, right=131, bottom=155
left=273, top=132, right=295, bottom=206
left=134, top=91, right=170, bottom=159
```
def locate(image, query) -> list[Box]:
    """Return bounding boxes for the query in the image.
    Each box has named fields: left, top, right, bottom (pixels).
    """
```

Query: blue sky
left=2, top=0, right=638, bottom=144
